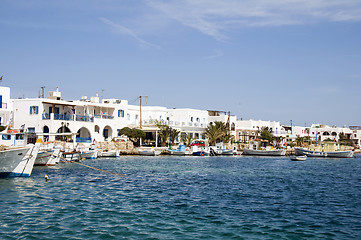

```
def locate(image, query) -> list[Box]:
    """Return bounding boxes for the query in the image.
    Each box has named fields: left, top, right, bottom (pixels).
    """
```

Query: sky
left=1, top=0, right=361, bottom=127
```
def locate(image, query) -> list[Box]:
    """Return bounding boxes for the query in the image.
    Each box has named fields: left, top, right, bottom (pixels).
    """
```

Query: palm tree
left=205, top=121, right=229, bottom=146
left=182, top=133, right=194, bottom=147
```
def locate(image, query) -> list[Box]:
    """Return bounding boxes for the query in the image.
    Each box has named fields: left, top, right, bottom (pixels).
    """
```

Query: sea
left=1, top=155, right=361, bottom=240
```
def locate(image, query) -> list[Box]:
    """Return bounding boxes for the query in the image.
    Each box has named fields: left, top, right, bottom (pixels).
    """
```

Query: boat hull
left=0, top=145, right=39, bottom=177
left=243, top=148, right=286, bottom=156
left=295, top=148, right=354, bottom=158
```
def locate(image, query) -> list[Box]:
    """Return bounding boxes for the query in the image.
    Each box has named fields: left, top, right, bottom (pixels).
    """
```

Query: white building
left=236, top=119, right=287, bottom=142
left=208, top=110, right=237, bottom=139
left=168, top=108, right=209, bottom=140
left=0, top=86, right=12, bottom=126
left=12, top=87, right=128, bottom=143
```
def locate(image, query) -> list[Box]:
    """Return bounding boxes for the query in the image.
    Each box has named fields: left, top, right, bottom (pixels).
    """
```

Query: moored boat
left=295, top=147, right=354, bottom=158
left=98, top=150, right=120, bottom=158
left=138, top=148, right=162, bottom=156
left=34, top=148, right=61, bottom=166
left=290, top=155, right=307, bottom=161
left=0, top=131, right=41, bottom=177
left=243, top=148, right=286, bottom=156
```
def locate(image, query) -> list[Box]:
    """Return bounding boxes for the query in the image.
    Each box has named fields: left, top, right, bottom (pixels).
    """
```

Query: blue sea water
left=1, top=155, right=361, bottom=239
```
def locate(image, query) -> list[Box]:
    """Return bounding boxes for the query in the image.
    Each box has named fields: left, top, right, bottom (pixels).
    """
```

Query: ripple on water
left=1, top=156, right=361, bottom=239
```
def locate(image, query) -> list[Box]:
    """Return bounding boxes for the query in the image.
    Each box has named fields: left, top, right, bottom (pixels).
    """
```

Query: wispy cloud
left=146, top=0, right=361, bottom=40
left=204, top=49, right=224, bottom=60
left=99, top=17, right=160, bottom=49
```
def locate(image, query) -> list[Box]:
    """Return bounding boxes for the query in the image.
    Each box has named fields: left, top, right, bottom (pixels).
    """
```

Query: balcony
left=76, top=115, right=94, bottom=122
left=76, top=137, right=92, bottom=143
left=54, top=113, right=74, bottom=121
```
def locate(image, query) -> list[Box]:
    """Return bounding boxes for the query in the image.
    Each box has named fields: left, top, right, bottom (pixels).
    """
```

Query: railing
left=76, top=137, right=92, bottom=143
left=76, top=115, right=94, bottom=122
left=102, top=115, right=114, bottom=119
left=42, top=113, right=51, bottom=120
left=54, top=113, right=74, bottom=121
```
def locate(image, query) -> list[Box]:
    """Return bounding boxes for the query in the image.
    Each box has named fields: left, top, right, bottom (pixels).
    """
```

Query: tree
left=155, top=120, right=179, bottom=147
left=260, top=127, right=274, bottom=143
left=182, top=133, right=194, bottom=147
left=118, top=127, right=145, bottom=147
left=204, top=121, right=230, bottom=146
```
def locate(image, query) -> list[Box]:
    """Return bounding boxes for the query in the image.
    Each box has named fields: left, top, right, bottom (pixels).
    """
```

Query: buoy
left=45, top=174, right=49, bottom=182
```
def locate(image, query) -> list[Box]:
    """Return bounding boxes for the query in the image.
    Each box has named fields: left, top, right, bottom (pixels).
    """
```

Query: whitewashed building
left=12, top=88, right=128, bottom=143
left=0, top=86, right=12, bottom=126
left=236, top=119, right=287, bottom=142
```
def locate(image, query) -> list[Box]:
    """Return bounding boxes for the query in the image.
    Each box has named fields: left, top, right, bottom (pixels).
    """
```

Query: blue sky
left=1, top=0, right=361, bottom=127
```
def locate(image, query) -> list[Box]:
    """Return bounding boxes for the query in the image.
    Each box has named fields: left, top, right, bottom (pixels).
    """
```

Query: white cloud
left=99, top=17, right=160, bottom=49
left=146, top=0, right=361, bottom=40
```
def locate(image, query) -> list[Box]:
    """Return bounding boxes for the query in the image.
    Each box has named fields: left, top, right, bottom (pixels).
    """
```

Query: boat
left=290, top=155, right=307, bottom=161
left=242, top=148, right=286, bottom=156
left=191, top=146, right=210, bottom=156
left=167, top=145, right=191, bottom=156
left=98, top=150, right=120, bottom=158
left=295, top=147, right=354, bottom=158
left=80, top=150, right=98, bottom=159
left=138, top=148, right=162, bottom=156
left=0, top=130, right=41, bottom=177
left=34, top=148, right=61, bottom=166
left=61, top=150, right=81, bottom=162
left=242, top=140, right=286, bottom=156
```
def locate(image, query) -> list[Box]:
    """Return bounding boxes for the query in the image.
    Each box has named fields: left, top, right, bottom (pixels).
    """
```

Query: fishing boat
left=98, top=150, right=120, bottom=158
left=61, top=150, right=81, bottom=162
left=191, top=146, right=210, bottom=156
left=138, top=148, right=162, bottom=156
left=0, top=130, right=41, bottom=177
left=167, top=145, right=191, bottom=156
left=80, top=149, right=98, bottom=159
left=295, top=147, right=354, bottom=158
left=242, top=140, right=286, bottom=156
left=34, top=148, right=61, bottom=166
left=290, top=155, right=307, bottom=161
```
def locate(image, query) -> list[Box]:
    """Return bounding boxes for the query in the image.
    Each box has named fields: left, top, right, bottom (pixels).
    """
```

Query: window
left=196, top=118, right=200, bottom=122
left=16, top=134, right=24, bottom=140
left=191, top=117, right=193, bottom=122
left=118, top=110, right=124, bottom=117
left=2, top=134, right=11, bottom=140
left=127, top=114, right=130, bottom=120
left=30, top=106, right=39, bottom=114
left=28, top=127, right=35, bottom=133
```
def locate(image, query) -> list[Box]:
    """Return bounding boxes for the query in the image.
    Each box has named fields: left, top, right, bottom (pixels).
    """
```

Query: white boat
left=138, top=148, right=162, bottom=156
left=80, top=150, right=98, bottom=159
left=0, top=131, right=41, bottom=177
left=34, top=148, right=61, bottom=166
left=295, top=147, right=354, bottom=158
left=243, top=148, right=286, bottom=156
left=167, top=145, right=191, bottom=156
left=290, top=155, right=307, bottom=161
left=61, top=150, right=81, bottom=162
left=98, top=150, right=120, bottom=158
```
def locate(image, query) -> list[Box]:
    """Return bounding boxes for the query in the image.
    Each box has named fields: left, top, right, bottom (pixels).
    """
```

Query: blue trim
left=0, top=172, right=30, bottom=178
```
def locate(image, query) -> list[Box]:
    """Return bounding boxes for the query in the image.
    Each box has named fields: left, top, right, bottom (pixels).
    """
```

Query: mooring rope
left=59, top=156, right=125, bottom=177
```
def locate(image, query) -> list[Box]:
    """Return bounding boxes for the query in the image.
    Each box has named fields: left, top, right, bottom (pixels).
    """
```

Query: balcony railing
left=54, top=113, right=74, bottom=121
left=76, top=137, right=92, bottom=143
left=76, top=115, right=94, bottom=122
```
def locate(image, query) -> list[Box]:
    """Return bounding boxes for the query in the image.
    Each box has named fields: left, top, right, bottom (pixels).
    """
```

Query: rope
left=73, top=161, right=125, bottom=178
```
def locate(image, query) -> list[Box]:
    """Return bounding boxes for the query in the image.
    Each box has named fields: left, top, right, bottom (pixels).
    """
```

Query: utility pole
left=139, top=96, right=148, bottom=129
left=290, top=120, right=293, bottom=135
left=41, top=86, right=45, bottom=98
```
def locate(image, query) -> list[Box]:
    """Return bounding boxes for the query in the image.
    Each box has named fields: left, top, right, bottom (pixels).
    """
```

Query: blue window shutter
left=121, top=110, right=124, bottom=117
left=35, top=106, right=39, bottom=114
left=118, top=110, right=121, bottom=117
left=0, top=95, right=2, bottom=109
left=30, top=106, right=33, bottom=114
